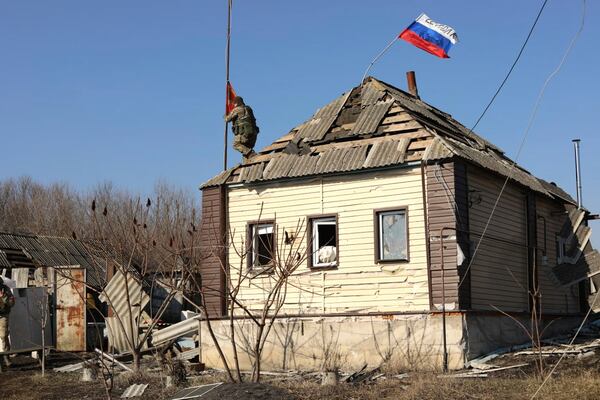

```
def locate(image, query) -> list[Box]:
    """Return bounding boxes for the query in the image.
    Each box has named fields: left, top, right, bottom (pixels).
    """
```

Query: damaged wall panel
left=226, top=167, right=430, bottom=314
left=536, top=197, right=580, bottom=313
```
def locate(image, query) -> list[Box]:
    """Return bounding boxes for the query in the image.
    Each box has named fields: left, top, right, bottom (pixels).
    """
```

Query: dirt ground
left=1, top=351, right=600, bottom=400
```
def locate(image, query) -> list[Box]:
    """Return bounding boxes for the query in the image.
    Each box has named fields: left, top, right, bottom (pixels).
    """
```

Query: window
left=309, top=216, right=338, bottom=268
left=375, top=209, right=408, bottom=262
left=248, top=222, right=275, bottom=269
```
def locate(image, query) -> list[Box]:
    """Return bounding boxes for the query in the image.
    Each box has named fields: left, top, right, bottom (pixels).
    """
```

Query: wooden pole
left=223, top=0, right=232, bottom=171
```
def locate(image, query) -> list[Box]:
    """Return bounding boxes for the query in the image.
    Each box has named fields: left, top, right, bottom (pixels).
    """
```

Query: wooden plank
left=381, top=112, right=412, bottom=125
left=378, top=120, right=422, bottom=133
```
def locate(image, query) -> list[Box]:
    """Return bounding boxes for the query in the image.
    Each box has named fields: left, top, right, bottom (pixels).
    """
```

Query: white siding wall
left=227, top=167, right=430, bottom=314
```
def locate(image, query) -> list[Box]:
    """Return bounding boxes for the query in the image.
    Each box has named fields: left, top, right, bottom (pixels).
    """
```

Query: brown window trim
left=373, top=206, right=410, bottom=264
left=246, top=219, right=276, bottom=273
left=307, top=213, right=339, bottom=270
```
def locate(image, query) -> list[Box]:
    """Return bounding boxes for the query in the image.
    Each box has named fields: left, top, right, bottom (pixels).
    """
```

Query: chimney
left=406, top=71, right=419, bottom=98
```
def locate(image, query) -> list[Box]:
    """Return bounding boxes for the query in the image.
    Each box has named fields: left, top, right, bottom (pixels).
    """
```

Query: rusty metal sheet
left=352, top=100, right=393, bottom=135
left=55, top=268, right=86, bottom=352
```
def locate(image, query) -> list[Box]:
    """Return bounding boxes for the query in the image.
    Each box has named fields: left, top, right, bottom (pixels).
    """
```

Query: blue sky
left=1, top=1, right=598, bottom=223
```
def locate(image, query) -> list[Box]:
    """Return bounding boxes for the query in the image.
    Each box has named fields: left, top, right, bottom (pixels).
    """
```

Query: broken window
left=376, top=209, right=408, bottom=262
left=310, top=217, right=337, bottom=268
left=249, top=223, right=275, bottom=268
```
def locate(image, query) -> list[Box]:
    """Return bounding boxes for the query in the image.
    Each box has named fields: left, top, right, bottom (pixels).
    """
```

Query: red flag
left=225, top=81, right=237, bottom=115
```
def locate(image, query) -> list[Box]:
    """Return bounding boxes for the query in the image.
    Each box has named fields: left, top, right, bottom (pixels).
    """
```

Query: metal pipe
left=223, top=0, right=232, bottom=171
left=572, top=139, right=582, bottom=209
left=440, top=226, right=457, bottom=373
left=421, top=161, right=433, bottom=310
left=406, top=71, right=419, bottom=98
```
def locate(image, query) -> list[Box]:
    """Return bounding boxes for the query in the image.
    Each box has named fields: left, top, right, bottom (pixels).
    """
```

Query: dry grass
left=3, top=360, right=600, bottom=399
left=279, top=370, right=600, bottom=400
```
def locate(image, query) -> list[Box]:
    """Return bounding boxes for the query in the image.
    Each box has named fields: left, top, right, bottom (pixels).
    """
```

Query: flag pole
left=361, top=35, right=399, bottom=84
left=223, top=0, right=232, bottom=171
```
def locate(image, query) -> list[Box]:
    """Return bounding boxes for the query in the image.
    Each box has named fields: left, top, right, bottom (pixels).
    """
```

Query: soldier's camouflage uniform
left=0, top=281, right=15, bottom=367
left=226, top=104, right=259, bottom=157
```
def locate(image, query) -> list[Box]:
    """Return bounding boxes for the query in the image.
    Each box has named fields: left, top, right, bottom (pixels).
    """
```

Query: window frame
left=374, top=207, right=409, bottom=263
left=307, top=214, right=339, bottom=269
left=246, top=220, right=276, bottom=271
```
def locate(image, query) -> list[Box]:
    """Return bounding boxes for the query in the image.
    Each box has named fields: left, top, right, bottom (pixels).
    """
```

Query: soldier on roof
left=225, top=96, right=259, bottom=161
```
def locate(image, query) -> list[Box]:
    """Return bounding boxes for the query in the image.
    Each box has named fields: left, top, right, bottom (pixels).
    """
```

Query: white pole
left=361, top=36, right=400, bottom=84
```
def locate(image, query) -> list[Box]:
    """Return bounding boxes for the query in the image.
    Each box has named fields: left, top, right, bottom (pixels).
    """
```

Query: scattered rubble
left=121, top=383, right=148, bottom=398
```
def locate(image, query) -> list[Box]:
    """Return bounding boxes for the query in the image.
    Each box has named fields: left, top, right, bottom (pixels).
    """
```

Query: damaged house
left=198, top=74, right=599, bottom=370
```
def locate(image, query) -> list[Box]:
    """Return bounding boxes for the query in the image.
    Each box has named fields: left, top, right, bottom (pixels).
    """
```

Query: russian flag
left=399, top=14, right=458, bottom=58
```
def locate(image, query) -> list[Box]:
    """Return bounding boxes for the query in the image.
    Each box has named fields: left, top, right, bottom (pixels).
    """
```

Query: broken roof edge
left=199, top=164, right=238, bottom=189
left=208, top=160, right=425, bottom=190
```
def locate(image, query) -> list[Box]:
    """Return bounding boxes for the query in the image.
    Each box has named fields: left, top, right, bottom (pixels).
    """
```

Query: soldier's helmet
left=234, top=96, right=245, bottom=106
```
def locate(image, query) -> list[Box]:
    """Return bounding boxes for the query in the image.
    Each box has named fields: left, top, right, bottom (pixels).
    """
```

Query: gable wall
left=467, top=167, right=530, bottom=312
left=226, top=167, right=430, bottom=314
left=466, top=166, right=580, bottom=314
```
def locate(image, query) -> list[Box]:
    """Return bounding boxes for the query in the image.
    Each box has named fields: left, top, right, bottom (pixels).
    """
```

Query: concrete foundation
left=200, top=313, right=465, bottom=372
left=198, top=311, right=585, bottom=372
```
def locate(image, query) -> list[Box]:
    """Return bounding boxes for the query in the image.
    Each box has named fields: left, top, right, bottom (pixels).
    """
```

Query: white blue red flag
left=399, top=14, right=458, bottom=58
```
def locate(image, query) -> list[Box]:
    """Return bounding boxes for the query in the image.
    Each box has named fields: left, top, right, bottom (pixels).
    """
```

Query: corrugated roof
left=351, top=100, right=393, bottom=135
left=0, top=232, right=106, bottom=288
left=295, top=92, right=350, bottom=142
left=201, top=76, right=576, bottom=206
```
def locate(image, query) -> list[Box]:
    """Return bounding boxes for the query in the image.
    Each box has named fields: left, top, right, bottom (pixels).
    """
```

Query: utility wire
left=466, top=0, right=548, bottom=136
left=458, top=0, right=586, bottom=290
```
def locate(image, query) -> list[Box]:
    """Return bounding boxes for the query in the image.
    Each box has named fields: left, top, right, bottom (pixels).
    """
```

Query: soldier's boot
left=242, top=150, right=257, bottom=163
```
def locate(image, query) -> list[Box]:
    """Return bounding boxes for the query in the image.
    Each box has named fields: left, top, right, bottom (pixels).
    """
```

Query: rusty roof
left=201, top=77, right=574, bottom=205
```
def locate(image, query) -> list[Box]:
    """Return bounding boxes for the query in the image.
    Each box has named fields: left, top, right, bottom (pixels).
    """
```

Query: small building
left=0, top=232, right=107, bottom=353
left=199, top=75, right=599, bottom=370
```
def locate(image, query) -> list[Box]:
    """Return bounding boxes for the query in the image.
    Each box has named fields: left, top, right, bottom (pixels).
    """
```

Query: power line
left=467, top=0, right=548, bottom=136
left=458, top=0, right=586, bottom=290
